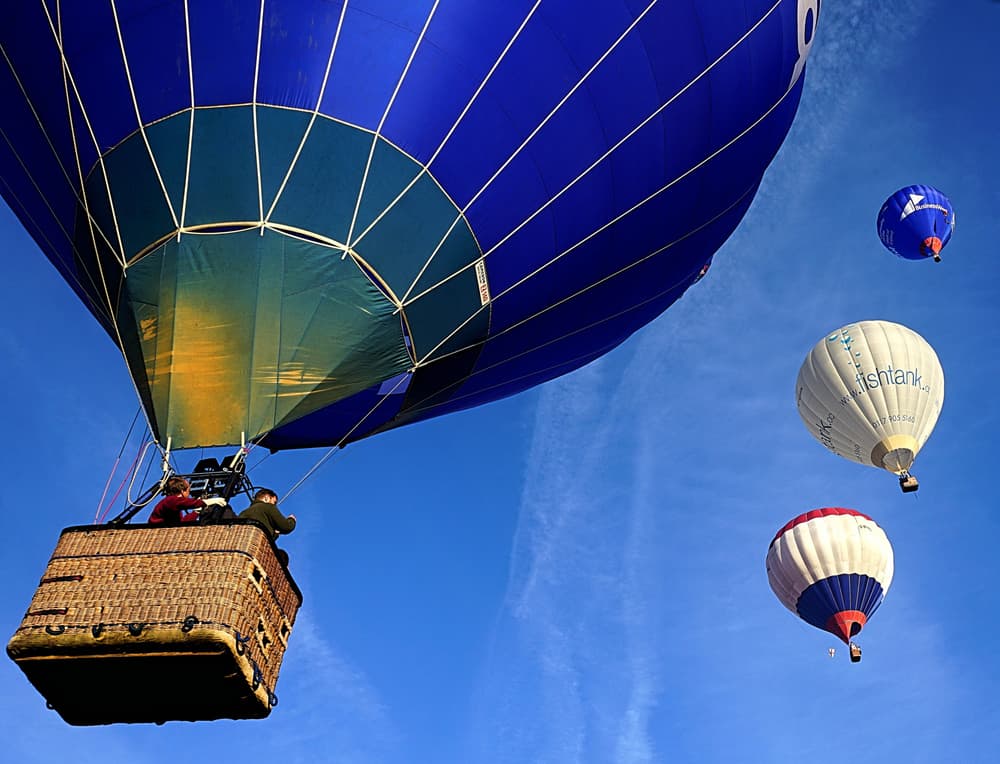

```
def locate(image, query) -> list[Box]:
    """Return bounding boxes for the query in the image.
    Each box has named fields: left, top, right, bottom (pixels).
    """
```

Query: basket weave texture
left=7, top=521, right=302, bottom=725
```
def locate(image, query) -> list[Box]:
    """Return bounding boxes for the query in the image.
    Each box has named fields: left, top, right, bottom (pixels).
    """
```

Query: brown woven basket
left=7, top=520, right=302, bottom=725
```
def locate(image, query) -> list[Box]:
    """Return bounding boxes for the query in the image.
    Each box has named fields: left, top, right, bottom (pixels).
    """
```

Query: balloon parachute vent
left=899, top=474, right=919, bottom=493
left=6, top=522, right=301, bottom=725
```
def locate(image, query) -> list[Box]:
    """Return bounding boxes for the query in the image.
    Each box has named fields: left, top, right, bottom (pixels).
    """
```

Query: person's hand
left=203, top=497, right=227, bottom=506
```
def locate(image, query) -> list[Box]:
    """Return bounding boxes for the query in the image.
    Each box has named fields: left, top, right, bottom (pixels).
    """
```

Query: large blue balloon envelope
left=876, top=184, right=955, bottom=262
left=0, top=1, right=819, bottom=452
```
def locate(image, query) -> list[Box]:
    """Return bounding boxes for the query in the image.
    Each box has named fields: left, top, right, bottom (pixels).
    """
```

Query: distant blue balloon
left=876, top=184, right=955, bottom=262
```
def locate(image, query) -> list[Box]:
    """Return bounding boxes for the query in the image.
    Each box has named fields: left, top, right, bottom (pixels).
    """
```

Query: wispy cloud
left=465, top=359, right=621, bottom=762
left=465, top=10, right=944, bottom=759
left=269, top=609, right=400, bottom=764
left=469, top=340, right=709, bottom=763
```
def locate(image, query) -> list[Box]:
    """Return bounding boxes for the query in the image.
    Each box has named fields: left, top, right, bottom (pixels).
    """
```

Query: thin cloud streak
left=271, top=610, right=400, bottom=764
left=471, top=350, right=679, bottom=763
left=469, top=7, right=939, bottom=760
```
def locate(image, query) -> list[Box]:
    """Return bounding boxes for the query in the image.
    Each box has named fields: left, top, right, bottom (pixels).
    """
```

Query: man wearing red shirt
left=149, top=476, right=206, bottom=525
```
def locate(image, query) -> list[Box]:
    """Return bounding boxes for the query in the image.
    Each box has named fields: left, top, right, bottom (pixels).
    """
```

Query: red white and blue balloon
left=766, top=508, right=894, bottom=645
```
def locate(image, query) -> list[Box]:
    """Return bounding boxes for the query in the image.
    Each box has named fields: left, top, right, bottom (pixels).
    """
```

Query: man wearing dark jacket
left=239, top=488, right=296, bottom=565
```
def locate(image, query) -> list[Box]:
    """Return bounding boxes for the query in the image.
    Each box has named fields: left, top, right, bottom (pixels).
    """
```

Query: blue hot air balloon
left=0, top=0, right=819, bottom=454
left=877, top=184, right=955, bottom=262
left=1, top=2, right=823, bottom=725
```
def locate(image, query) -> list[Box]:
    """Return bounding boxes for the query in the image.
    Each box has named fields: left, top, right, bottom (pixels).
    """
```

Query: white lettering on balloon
left=790, top=0, right=820, bottom=87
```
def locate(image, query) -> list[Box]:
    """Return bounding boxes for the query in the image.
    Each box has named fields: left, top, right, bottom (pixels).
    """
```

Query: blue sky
left=2, top=3, right=999, bottom=763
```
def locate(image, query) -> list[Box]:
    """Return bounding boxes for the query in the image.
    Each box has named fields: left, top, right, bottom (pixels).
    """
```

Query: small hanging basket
left=6, top=520, right=302, bottom=725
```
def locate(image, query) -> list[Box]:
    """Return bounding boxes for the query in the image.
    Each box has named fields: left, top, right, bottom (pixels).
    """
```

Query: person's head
left=164, top=476, right=191, bottom=496
left=254, top=488, right=278, bottom=505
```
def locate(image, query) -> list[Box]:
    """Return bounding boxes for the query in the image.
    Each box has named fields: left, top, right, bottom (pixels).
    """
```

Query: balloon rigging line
left=252, top=0, right=266, bottom=230
left=399, top=0, right=787, bottom=312
left=407, top=198, right=756, bottom=417
left=43, top=0, right=153, bottom=441
left=411, top=181, right=754, bottom=380
left=0, top=43, right=124, bottom=289
left=282, top=368, right=413, bottom=501
left=263, top=0, right=349, bottom=226
left=412, top=61, right=797, bottom=371
left=122, top=219, right=351, bottom=265
left=344, top=0, right=440, bottom=259
left=257, top=223, right=345, bottom=249
left=350, top=0, right=544, bottom=250
left=45, top=0, right=147, bottom=429
left=478, top=0, right=784, bottom=264
left=179, top=0, right=195, bottom=235
left=56, top=46, right=119, bottom=322
left=0, top=36, right=126, bottom=330
left=110, top=0, right=181, bottom=230
left=118, top=408, right=143, bottom=458
left=93, top=407, right=142, bottom=523
left=405, top=336, right=624, bottom=422
left=96, top=440, right=148, bottom=525
left=0, top=45, right=80, bottom=213
left=248, top=449, right=273, bottom=473
left=42, top=2, right=129, bottom=271
left=396, top=0, right=663, bottom=307
left=0, top=146, right=116, bottom=328
left=397, top=208, right=744, bottom=418
left=404, top=268, right=709, bottom=421
left=126, top=440, right=167, bottom=510
left=94, top=461, right=123, bottom=524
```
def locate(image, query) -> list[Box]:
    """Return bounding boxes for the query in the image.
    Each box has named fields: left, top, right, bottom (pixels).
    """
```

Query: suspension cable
left=125, top=440, right=167, bottom=509
left=93, top=407, right=142, bottom=521
left=95, top=443, right=144, bottom=524
left=282, top=371, right=413, bottom=502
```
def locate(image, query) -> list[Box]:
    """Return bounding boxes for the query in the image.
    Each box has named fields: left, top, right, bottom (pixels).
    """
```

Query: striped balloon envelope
left=795, top=319, right=944, bottom=492
left=766, top=508, right=894, bottom=645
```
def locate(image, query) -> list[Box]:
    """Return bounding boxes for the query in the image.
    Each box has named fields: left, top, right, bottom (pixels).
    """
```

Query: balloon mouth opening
left=881, top=447, right=915, bottom=473
left=826, top=610, right=867, bottom=644
left=871, top=435, right=919, bottom=473
left=921, top=237, right=943, bottom=256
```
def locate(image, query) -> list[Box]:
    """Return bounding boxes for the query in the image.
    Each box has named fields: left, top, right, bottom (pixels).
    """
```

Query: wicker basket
left=6, top=520, right=302, bottom=725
